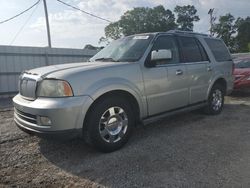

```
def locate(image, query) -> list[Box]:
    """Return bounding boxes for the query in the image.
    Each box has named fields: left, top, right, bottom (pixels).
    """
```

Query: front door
left=142, top=35, right=189, bottom=116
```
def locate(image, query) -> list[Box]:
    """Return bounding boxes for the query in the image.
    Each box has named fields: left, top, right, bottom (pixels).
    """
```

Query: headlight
left=37, top=79, right=73, bottom=97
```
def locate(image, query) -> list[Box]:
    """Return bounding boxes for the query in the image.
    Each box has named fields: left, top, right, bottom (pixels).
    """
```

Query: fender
left=206, top=74, right=227, bottom=99
left=83, top=77, right=147, bottom=119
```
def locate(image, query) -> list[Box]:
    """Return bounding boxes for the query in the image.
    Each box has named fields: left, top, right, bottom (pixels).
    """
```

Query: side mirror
left=151, top=49, right=172, bottom=61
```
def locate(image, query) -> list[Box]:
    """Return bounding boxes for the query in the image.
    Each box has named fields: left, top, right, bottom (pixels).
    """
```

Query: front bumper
left=13, top=94, right=93, bottom=138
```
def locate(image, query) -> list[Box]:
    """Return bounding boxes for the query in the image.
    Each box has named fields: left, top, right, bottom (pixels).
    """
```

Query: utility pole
left=43, top=0, right=52, bottom=48
left=208, top=8, right=216, bottom=36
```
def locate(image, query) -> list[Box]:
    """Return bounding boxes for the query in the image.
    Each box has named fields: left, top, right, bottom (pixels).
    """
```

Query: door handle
left=207, top=66, right=212, bottom=72
left=176, top=70, right=183, bottom=75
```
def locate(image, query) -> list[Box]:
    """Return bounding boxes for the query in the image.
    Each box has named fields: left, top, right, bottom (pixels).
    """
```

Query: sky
left=0, top=0, right=249, bottom=49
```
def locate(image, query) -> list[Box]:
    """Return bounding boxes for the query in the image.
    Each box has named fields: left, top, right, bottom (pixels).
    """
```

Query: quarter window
left=205, top=38, right=231, bottom=62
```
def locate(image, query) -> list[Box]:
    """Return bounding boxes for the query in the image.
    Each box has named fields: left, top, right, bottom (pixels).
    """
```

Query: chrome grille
left=19, top=77, right=37, bottom=99
left=14, top=108, right=37, bottom=124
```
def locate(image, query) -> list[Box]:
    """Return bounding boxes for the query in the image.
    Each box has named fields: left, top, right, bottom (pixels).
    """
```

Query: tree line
left=99, top=5, right=250, bottom=53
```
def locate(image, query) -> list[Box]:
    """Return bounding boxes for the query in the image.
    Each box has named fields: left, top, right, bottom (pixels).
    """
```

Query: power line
left=0, top=0, right=41, bottom=25
left=56, top=0, right=112, bottom=23
left=10, top=0, right=41, bottom=45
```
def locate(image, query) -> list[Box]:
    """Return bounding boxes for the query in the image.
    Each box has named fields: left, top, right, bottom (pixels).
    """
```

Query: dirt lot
left=1, top=91, right=250, bottom=188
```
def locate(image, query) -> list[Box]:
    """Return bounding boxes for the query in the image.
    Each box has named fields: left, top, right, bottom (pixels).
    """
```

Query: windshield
left=90, top=34, right=153, bottom=62
left=234, top=56, right=250, bottom=68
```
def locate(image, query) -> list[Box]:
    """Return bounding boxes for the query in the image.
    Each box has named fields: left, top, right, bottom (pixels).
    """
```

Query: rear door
left=177, top=36, right=211, bottom=104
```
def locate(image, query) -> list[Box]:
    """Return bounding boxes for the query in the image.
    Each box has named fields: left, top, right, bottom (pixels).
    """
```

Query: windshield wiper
left=95, top=57, right=119, bottom=62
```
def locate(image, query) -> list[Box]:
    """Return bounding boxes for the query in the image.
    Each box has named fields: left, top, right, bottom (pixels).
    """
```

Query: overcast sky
left=0, top=0, right=249, bottom=49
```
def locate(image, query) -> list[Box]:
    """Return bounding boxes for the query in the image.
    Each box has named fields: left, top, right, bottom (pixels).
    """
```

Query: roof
left=132, top=30, right=212, bottom=38
left=167, top=30, right=211, bottom=37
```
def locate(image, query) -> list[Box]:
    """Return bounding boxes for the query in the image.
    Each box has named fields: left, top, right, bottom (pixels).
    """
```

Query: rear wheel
left=204, top=84, right=225, bottom=115
left=84, top=96, right=135, bottom=152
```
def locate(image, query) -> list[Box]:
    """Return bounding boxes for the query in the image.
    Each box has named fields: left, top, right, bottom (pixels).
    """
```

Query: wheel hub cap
left=106, top=117, right=122, bottom=135
left=99, top=106, right=128, bottom=143
left=212, top=89, right=222, bottom=111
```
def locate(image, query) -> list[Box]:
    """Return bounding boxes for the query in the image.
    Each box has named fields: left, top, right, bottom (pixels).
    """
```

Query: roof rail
left=167, top=30, right=211, bottom=37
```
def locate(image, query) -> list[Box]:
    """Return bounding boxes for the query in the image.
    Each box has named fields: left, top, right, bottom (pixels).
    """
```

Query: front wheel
left=204, top=84, right=225, bottom=115
left=84, top=96, right=135, bottom=152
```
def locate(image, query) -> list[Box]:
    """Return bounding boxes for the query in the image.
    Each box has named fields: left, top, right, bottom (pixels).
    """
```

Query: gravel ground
left=1, top=91, right=250, bottom=187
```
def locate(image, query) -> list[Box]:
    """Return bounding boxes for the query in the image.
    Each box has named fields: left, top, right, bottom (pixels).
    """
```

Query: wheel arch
left=207, top=77, right=227, bottom=99
left=82, top=89, right=142, bottom=131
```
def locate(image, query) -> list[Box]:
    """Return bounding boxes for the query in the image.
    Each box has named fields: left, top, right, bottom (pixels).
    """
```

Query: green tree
left=174, top=5, right=200, bottom=31
left=104, top=22, right=123, bottom=40
left=83, top=44, right=103, bottom=50
left=236, top=17, right=250, bottom=52
left=101, top=5, right=176, bottom=40
left=212, top=13, right=237, bottom=51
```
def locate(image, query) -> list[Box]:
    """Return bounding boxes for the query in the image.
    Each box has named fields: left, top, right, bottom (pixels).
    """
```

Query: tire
left=203, top=84, right=225, bottom=115
left=83, top=96, right=135, bottom=152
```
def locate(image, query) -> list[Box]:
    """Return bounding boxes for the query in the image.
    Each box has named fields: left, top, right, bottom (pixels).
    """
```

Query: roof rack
left=167, top=30, right=211, bottom=37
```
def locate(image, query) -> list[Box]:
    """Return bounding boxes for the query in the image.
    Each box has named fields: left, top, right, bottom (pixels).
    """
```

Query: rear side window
left=178, top=36, right=203, bottom=62
left=205, top=38, right=231, bottom=62
left=196, top=40, right=209, bottom=61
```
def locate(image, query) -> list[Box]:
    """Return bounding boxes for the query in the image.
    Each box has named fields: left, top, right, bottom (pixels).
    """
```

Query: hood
left=24, top=62, right=128, bottom=78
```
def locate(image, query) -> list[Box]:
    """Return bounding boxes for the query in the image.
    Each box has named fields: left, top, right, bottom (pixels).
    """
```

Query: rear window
left=205, top=38, right=231, bottom=62
left=179, top=36, right=203, bottom=62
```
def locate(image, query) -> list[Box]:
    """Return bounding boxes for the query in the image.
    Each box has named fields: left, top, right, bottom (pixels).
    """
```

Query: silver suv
left=13, top=30, right=234, bottom=152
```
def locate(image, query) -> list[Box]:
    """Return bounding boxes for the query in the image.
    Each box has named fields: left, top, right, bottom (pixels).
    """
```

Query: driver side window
left=152, top=35, right=180, bottom=65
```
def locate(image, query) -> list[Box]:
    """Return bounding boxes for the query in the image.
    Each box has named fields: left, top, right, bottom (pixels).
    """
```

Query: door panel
left=186, top=62, right=211, bottom=104
left=177, top=36, right=211, bottom=105
left=164, top=65, right=189, bottom=110
left=142, top=34, right=189, bottom=116
left=143, top=65, right=189, bottom=115
left=143, top=67, right=169, bottom=115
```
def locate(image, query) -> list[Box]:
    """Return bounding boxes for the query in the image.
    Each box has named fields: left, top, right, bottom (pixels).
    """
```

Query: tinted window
left=152, top=35, right=179, bottom=65
left=179, top=36, right=203, bottom=62
left=205, top=38, right=231, bottom=62
left=197, top=40, right=209, bottom=61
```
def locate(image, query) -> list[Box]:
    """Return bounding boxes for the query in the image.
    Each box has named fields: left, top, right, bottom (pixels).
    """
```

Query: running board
left=142, top=102, right=207, bottom=125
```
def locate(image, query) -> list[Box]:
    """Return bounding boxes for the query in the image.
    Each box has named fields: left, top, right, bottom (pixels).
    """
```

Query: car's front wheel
left=84, top=96, right=135, bottom=152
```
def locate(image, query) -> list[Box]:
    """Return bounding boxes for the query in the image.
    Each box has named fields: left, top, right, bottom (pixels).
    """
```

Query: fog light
left=40, top=116, right=52, bottom=125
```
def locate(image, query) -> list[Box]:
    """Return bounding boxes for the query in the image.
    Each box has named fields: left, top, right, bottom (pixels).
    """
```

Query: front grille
left=14, top=108, right=37, bottom=124
left=20, top=78, right=37, bottom=99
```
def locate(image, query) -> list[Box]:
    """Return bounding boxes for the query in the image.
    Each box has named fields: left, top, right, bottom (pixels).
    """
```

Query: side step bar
left=142, top=102, right=207, bottom=125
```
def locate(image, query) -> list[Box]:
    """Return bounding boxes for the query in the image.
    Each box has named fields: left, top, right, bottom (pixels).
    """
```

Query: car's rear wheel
left=204, top=84, right=225, bottom=115
left=84, top=96, right=134, bottom=152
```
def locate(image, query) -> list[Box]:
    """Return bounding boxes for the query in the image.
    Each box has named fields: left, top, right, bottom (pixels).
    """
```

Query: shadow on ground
left=230, top=89, right=250, bottom=98
left=38, top=103, right=250, bottom=187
